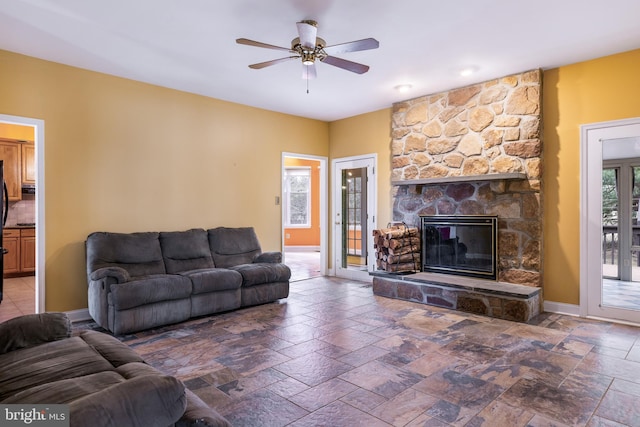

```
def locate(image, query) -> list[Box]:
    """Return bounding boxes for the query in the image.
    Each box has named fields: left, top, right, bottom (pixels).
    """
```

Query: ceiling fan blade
left=249, top=56, right=299, bottom=70
left=236, top=38, right=293, bottom=52
left=323, top=38, right=380, bottom=55
left=302, top=63, right=317, bottom=80
left=321, top=55, right=370, bottom=74
left=296, top=20, right=318, bottom=49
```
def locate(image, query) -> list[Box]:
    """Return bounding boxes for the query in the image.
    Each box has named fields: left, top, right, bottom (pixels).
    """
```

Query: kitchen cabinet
left=0, top=140, right=22, bottom=201
left=20, top=228, right=36, bottom=273
left=3, top=229, right=20, bottom=275
left=22, top=143, right=35, bottom=186
left=2, top=228, right=35, bottom=276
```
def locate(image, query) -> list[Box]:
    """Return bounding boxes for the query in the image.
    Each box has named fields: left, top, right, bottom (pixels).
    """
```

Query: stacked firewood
left=373, top=224, right=420, bottom=273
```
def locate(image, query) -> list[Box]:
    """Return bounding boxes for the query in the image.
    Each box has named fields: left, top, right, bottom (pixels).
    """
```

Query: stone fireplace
left=371, top=70, right=543, bottom=322
left=390, top=69, right=543, bottom=288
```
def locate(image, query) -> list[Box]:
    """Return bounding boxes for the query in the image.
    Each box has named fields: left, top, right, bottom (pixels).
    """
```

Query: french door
left=332, top=155, right=376, bottom=281
left=582, top=118, right=640, bottom=323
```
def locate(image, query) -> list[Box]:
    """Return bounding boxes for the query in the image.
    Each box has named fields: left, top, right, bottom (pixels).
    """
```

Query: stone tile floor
left=74, top=277, right=640, bottom=426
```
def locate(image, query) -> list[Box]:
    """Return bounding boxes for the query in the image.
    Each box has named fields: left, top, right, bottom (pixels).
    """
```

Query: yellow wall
left=542, top=48, right=640, bottom=304
left=329, top=108, right=393, bottom=230
left=0, top=49, right=329, bottom=312
left=283, top=157, right=321, bottom=246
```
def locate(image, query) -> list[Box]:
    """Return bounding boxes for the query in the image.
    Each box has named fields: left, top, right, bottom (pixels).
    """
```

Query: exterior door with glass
left=333, top=155, right=376, bottom=281
left=582, top=119, right=640, bottom=323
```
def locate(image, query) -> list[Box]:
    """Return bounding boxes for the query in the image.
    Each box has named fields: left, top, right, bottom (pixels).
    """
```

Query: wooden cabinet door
left=3, top=230, right=20, bottom=275
left=20, top=234, right=36, bottom=273
left=22, top=143, right=35, bottom=185
left=0, top=141, right=22, bottom=201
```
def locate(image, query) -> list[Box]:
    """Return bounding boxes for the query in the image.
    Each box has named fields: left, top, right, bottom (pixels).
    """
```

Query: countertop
left=4, top=225, right=36, bottom=230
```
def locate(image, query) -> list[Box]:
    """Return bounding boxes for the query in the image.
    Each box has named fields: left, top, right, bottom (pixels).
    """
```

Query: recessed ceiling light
left=459, top=66, right=478, bottom=77
left=394, top=84, right=413, bottom=93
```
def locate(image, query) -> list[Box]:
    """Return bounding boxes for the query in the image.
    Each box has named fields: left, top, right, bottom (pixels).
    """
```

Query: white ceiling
left=1, top=1, right=639, bottom=121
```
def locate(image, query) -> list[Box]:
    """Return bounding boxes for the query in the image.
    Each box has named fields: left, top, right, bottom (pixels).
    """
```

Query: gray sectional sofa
left=86, top=226, right=290, bottom=335
left=0, top=312, right=231, bottom=427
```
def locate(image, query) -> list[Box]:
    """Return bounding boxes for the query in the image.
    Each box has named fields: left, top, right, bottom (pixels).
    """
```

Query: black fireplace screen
left=420, top=215, right=498, bottom=280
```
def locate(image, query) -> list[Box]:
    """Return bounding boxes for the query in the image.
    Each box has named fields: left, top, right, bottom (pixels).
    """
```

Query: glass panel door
left=583, top=121, right=640, bottom=324
left=342, top=167, right=367, bottom=270
left=601, top=158, right=640, bottom=311
left=333, top=156, right=376, bottom=281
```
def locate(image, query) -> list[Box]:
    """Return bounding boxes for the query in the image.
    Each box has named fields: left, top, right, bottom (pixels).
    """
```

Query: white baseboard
left=543, top=301, right=580, bottom=316
left=65, top=308, right=91, bottom=323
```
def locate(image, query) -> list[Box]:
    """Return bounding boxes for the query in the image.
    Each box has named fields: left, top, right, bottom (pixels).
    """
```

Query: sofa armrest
left=0, top=312, right=72, bottom=355
left=253, top=251, right=282, bottom=263
left=175, top=389, right=232, bottom=427
left=90, top=266, right=131, bottom=283
left=70, top=375, right=186, bottom=427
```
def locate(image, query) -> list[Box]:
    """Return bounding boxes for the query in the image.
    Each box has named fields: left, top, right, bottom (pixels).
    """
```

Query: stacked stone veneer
left=390, top=70, right=543, bottom=287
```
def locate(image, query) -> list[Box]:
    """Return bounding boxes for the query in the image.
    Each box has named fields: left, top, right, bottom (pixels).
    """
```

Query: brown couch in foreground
left=0, top=313, right=231, bottom=427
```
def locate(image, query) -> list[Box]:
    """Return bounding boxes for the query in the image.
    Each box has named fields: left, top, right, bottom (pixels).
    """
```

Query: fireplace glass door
left=421, top=215, right=497, bottom=280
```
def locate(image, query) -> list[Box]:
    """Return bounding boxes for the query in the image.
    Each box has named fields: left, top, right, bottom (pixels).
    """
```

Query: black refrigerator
left=0, top=160, right=7, bottom=303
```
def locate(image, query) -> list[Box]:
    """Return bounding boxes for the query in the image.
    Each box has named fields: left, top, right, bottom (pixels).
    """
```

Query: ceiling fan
left=236, top=20, right=379, bottom=80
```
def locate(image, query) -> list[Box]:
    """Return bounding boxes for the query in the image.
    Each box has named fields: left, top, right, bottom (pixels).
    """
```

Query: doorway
left=0, top=114, right=44, bottom=316
left=581, top=118, right=640, bottom=323
left=282, top=153, right=327, bottom=281
left=332, top=154, right=376, bottom=282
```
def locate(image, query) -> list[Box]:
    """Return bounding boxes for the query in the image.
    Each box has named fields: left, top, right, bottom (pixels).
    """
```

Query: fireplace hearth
left=421, top=215, right=497, bottom=280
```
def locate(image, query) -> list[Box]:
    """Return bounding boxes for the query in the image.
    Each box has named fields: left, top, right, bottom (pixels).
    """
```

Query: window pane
left=285, top=168, right=311, bottom=227
left=289, top=193, right=308, bottom=224
left=290, top=176, right=309, bottom=193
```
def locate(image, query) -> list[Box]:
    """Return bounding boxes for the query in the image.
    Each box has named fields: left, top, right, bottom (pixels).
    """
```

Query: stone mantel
left=391, top=172, right=527, bottom=186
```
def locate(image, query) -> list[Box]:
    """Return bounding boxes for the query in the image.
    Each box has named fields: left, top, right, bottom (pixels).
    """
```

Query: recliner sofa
left=86, top=226, right=290, bottom=335
left=0, top=312, right=231, bottom=427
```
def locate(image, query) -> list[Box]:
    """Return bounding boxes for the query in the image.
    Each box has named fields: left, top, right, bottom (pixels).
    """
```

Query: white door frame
left=0, top=113, right=45, bottom=314
left=281, top=152, right=328, bottom=276
left=332, top=154, right=377, bottom=282
left=581, top=117, right=640, bottom=323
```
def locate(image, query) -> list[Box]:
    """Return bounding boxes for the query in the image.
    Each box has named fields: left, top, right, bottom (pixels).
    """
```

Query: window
left=284, top=167, right=311, bottom=227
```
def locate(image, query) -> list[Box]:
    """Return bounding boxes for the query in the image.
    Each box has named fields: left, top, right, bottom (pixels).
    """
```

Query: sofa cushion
left=109, top=275, right=192, bottom=310
left=230, top=263, right=291, bottom=287
left=3, top=371, right=125, bottom=404
left=208, top=227, right=262, bottom=268
left=160, top=229, right=215, bottom=274
left=0, top=336, right=115, bottom=401
left=180, top=268, right=242, bottom=294
left=86, top=231, right=166, bottom=277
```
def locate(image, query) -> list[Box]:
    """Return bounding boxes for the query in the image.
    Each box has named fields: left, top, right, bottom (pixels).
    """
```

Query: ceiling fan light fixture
left=302, top=52, right=315, bottom=65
